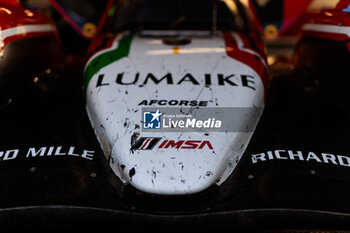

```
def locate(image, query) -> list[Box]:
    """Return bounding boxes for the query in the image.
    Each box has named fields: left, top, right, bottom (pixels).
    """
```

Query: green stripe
left=108, top=6, right=116, bottom=17
left=83, top=32, right=135, bottom=95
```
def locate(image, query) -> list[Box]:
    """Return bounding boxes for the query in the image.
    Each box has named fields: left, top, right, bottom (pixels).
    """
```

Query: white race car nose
left=85, top=31, right=267, bottom=195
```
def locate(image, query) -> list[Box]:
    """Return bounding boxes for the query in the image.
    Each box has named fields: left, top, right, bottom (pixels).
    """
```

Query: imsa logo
left=131, top=137, right=162, bottom=150
left=158, top=140, right=213, bottom=149
left=131, top=137, right=214, bottom=150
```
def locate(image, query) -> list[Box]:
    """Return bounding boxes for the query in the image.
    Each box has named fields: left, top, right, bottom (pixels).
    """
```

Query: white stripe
left=145, top=47, right=226, bottom=55
left=231, top=32, right=268, bottom=69
left=302, top=23, right=350, bottom=37
left=141, top=139, right=151, bottom=149
left=1, top=24, right=55, bottom=41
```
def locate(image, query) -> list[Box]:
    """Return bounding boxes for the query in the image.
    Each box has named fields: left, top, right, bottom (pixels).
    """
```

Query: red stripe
left=86, top=34, right=117, bottom=61
left=96, top=0, right=115, bottom=34
left=140, top=138, right=151, bottom=150
left=0, top=10, right=54, bottom=31
left=237, top=31, right=252, bottom=49
left=248, top=0, right=263, bottom=34
left=158, top=140, right=168, bottom=149
left=222, top=31, right=268, bottom=103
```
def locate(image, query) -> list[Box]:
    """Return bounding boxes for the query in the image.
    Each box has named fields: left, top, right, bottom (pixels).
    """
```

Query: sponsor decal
left=131, top=137, right=213, bottom=150
left=138, top=99, right=208, bottom=107
left=0, top=146, right=95, bottom=162
left=158, top=140, right=213, bottom=150
left=131, top=137, right=162, bottom=150
left=94, top=73, right=256, bottom=89
left=252, top=150, right=350, bottom=167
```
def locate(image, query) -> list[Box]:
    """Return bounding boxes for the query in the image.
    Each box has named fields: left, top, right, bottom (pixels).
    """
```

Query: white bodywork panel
left=85, top=32, right=265, bottom=195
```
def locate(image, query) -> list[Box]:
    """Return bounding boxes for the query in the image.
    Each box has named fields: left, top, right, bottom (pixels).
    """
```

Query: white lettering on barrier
left=0, top=146, right=95, bottom=162
left=252, top=150, right=350, bottom=168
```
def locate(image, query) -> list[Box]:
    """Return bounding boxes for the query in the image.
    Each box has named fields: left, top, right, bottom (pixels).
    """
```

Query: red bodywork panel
left=0, top=3, right=58, bottom=53
left=301, top=0, right=350, bottom=51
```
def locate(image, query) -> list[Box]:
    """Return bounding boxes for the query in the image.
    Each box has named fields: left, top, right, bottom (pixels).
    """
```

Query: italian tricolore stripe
left=84, top=32, right=135, bottom=95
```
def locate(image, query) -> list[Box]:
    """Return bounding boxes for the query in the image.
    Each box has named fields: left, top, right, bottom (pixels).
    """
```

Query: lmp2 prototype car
left=84, top=0, right=268, bottom=196
left=0, top=0, right=350, bottom=231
